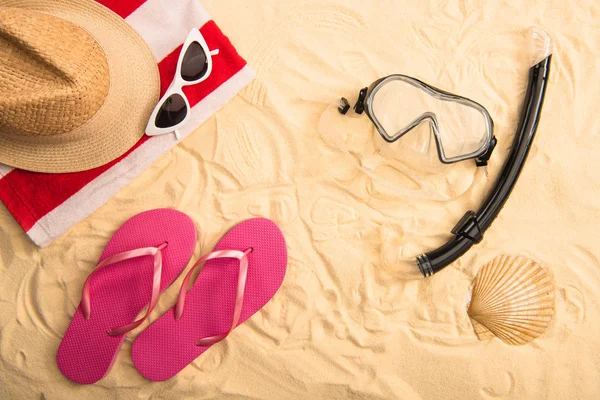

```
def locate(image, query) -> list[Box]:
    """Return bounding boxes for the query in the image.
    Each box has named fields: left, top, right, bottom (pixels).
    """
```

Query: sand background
left=1, top=0, right=600, bottom=398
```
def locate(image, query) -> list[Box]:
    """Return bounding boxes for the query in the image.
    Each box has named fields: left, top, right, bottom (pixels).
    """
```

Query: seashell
left=467, top=255, right=555, bottom=345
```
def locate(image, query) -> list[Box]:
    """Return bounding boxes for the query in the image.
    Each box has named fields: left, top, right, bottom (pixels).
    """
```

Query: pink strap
left=175, top=248, right=252, bottom=346
left=81, top=242, right=168, bottom=336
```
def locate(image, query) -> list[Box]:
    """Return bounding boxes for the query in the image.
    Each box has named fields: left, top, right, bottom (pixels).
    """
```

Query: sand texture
left=1, top=0, right=600, bottom=398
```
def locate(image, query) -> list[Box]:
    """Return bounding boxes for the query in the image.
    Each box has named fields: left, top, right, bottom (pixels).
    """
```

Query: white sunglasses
left=146, top=28, right=219, bottom=139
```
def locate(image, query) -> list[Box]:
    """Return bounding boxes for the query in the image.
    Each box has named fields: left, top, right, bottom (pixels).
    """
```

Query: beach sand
left=1, top=0, right=599, bottom=398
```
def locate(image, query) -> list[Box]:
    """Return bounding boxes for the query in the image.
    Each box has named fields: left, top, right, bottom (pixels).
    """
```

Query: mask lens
left=371, top=79, right=430, bottom=141
left=434, top=100, right=489, bottom=159
left=370, top=77, right=491, bottom=161
left=155, top=93, right=188, bottom=128
left=181, top=42, right=208, bottom=82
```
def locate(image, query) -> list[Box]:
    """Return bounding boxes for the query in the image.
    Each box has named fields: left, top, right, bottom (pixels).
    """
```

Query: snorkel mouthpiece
left=416, top=254, right=434, bottom=277
left=409, top=28, right=552, bottom=279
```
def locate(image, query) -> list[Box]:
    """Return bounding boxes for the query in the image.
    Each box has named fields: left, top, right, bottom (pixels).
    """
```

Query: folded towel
left=0, top=0, right=254, bottom=248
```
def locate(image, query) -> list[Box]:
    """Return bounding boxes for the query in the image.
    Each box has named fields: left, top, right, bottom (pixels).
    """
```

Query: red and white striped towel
left=0, top=0, right=254, bottom=248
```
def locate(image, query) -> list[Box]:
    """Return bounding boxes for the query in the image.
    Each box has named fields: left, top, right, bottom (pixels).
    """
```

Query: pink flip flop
left=131, top=218, right=287, bottom=381
left=56, top=209, right=197, bottom=384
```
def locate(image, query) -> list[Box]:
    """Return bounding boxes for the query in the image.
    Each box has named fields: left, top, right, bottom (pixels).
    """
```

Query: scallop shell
left=467, top=255, right=555, bottom=345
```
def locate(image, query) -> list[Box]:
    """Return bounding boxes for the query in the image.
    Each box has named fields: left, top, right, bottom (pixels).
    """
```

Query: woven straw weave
left=0, top=8, right=110, bottom=136
left=0, top=0, right=159, bottom=173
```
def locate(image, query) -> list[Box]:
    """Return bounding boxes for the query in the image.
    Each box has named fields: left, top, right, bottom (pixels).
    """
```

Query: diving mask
left=319, top=74, right=497, bottom=200
left=339, top=75, right=496, bottom=165
left=319, top=27, right=552, bottom=279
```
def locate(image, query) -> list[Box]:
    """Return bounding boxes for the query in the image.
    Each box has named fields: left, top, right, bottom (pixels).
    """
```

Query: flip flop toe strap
left=175, top=248, right=252, bottom=347
left=81, top=242, right=168, bottom=336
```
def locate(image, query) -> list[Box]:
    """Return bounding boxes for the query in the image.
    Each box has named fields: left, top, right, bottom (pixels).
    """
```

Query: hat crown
left=0, top=7, right=110, bottom=137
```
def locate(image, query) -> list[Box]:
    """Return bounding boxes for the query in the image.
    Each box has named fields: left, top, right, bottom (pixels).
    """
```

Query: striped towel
left=0, top=0, right=254, bottom=248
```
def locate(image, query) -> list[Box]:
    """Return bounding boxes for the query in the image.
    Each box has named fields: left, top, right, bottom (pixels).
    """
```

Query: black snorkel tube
left=416, top=54, right=552, bottom=277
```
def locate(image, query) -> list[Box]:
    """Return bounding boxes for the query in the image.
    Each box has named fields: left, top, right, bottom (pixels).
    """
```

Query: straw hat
left=0, top=0, right=159, bottom=173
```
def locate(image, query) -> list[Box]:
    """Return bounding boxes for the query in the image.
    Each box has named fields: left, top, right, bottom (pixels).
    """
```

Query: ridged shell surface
left=467, top=255, right=555, bottom=345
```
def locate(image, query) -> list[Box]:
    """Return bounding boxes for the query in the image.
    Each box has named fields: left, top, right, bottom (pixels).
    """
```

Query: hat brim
left=0, top=0, right=160, bottom=173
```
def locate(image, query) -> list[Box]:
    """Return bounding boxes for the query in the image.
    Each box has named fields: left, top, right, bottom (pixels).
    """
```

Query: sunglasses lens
left=155, top=93, right=187, bottom=128
left=181, top=41, right=208, bottom=82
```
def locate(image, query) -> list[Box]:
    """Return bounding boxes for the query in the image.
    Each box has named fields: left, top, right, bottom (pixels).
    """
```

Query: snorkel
left=321, top=28, right=553, bottom=279
left=413, top=29, right=553, bottom=278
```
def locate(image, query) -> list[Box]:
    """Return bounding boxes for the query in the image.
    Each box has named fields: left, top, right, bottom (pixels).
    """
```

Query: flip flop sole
left=131, top=217, right=287, bottom=381
left=56, top=209, right=197, bottom=384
